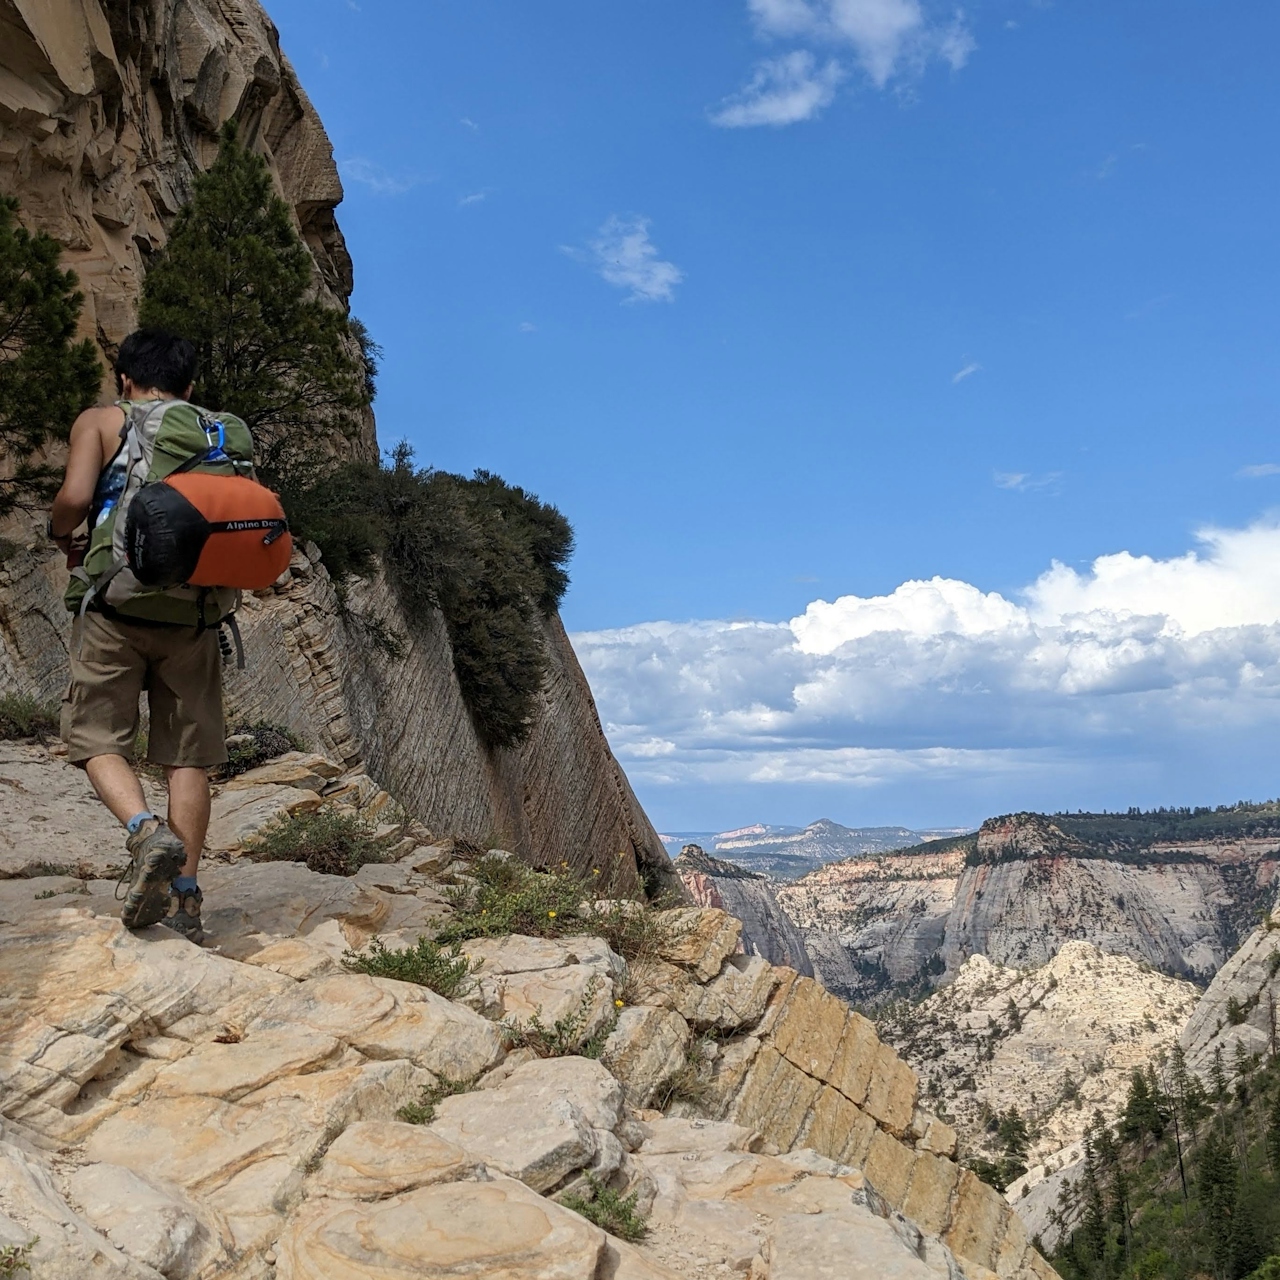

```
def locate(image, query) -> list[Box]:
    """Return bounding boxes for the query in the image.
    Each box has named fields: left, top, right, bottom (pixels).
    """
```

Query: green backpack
left=66, top=399, right=258, bottom=630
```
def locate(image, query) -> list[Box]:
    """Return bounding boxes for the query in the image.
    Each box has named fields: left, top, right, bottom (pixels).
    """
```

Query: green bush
left=437, top=855, right=673, bottom=958
left=562, top=1174, right=648, bottom=1242
left=502, top=979, right=617, bottom=1059
left=437, top=854, right=591, bottom=944
left=283, top=445, right=573, bottom=750
left=245, top=808, right=390, bottom=876
left=343, top=935, right=475, bottom=1000
left=0, top=694, right=58, bottom=740
left=220, top=721, right=306, bottom=778
left=395, top=1073, right=478, bottom=1125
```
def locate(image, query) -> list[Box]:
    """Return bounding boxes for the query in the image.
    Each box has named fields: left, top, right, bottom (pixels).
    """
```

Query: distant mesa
left=660, top=817, right=971, bottom=880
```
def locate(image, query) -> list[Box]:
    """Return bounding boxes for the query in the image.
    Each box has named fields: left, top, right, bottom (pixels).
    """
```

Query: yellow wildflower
left=547, top=910, right=557, bottom=919
left=614, top=999, right=624, bottom=1008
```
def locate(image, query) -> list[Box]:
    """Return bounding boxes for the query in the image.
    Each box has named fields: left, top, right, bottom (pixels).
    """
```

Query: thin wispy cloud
left=1238, top=463, right=1280, bottom=479
left=338, top=157, right=416, bottom=196
left=952, top=360, right=981, bottom=383
left=711, top=52, right=844, bottom=127
left=721, top=0, right=976, bottom=126
left=458, top=191, right=488, bottom=207
left=570, top=215, right=684, bottom=304
left=460, top=117, right=480, bottom=131
left=518, top=322, right=537, bottom=333
left=994, top=470, right=1061, bottom=492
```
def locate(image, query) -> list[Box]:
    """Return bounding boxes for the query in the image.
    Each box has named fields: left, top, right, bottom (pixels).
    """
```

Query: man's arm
left=49, top=407, right=115, bottom=548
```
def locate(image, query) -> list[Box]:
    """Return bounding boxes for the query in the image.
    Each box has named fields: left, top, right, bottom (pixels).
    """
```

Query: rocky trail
left=0, top=743, right=1058, bottom=1280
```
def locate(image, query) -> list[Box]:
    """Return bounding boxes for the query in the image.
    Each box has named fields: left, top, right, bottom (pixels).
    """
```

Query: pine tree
left=1266, top=1087, right=1280, bottom=1174
left=138, top=121, right=371, bottom=484
left=1213, top=1046, right=1230, bottom=1106
left=0, top=197, right=101, bottom=518
left=1198, top=1127, right=1239, bottom=1280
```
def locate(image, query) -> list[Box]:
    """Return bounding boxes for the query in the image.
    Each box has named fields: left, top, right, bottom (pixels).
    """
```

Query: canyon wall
left=704, top=815, right=1280, bottom=1007
left=0, top=0, right=679, bottom=898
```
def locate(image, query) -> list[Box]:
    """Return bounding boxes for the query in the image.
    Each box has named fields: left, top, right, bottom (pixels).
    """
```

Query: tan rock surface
left=274, top=1175, right=607, bottom=1280
left=655, top=907, right=743, bottom=981
left=310, top=1121, right=474, bottom=1198
left=603, top=1007, right=693, bottom=1108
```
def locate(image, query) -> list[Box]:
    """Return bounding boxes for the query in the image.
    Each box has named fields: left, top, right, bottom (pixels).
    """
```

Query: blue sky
left=268, top=0, right=1280, bottom=832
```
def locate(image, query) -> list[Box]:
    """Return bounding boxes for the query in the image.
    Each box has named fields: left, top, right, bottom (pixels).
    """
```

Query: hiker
left=48, top=329, right=291, bottom=944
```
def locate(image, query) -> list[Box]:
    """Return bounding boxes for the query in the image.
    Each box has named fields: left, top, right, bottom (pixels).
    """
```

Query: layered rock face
left=776, top=816, right=1280, bottom=1006
left=0, top=0, right=678, bottom=896
left=675, top=845, right=815, bottom=975
left=0, top=0, right=360, bottom=403
left=0, top=739, right=1060, bottom=1280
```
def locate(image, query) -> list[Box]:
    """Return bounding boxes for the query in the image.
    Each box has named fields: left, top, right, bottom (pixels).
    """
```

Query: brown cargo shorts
left=61, top=611, right=228, bottom=768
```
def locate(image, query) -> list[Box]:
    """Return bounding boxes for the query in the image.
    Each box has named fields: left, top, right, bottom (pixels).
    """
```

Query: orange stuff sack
left=125, top=471, right=292, bottom=591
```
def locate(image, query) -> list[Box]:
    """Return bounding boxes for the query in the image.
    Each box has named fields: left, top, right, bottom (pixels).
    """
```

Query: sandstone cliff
left=776, top=816, right=1280, bottom=1006
left=0, top=0, right=679, bottom=897
left=0, top=738, right=1061, bottom=1280
left=675, top=844, right=815, bottom=975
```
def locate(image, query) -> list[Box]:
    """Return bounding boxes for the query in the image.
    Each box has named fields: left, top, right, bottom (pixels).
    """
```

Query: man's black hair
left=114, top=329, right=197, bottom=397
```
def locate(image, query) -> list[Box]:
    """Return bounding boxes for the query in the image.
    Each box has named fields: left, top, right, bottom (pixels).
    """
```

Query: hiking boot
left=162, top=884, right=205, bottom=945
left=117, top=820, right=186, bottom=930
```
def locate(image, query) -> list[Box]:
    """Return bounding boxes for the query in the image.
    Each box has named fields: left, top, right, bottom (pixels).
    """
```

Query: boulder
left=654, top=908, right=743, bottom=982
left=602, top=1007, right=692, bottom=1107
left=274, top=1175, right=607, bottom=1279
left=429, top=1056, right=624, bottom=1192
left=310, top=1121, right=474, bottom=1198
left=205, top=784, right=323, bottom=853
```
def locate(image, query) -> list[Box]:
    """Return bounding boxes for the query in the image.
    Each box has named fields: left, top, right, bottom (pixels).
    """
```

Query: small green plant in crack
left=651, top=1034, right=718, bottom=1112
left=0, top=694, right=58, bottom=741
left=503, top=979, right=611, bottom=1058
left=0, top=1239, right=36, bottom=1278
left=396, top=1074, right=479, bottom=1125
left=562, top=1174, right=648, bottom=1242
left=33, top=889, right=58, bottom=900
left=343, top=935, right=477, bottom=1000
left=247, top=807, right=392, bottom=877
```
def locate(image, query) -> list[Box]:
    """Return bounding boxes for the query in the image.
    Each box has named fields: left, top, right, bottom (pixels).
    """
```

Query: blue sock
left=126, top=811, right=157, bottom=835
left=173, top=875, right=198, bottom=894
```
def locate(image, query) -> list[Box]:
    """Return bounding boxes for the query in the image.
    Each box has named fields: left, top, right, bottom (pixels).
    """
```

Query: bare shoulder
left=68, top=404, right=126, bottom=456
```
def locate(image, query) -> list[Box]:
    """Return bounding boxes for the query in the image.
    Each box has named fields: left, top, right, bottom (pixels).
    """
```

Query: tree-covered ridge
left=1053, top=803, right=1280, bottom=850
left=1048, top=1043, right=1280, bottom=1280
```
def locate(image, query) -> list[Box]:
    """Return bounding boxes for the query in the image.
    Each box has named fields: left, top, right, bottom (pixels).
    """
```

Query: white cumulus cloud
left=711, top=52, right=844, bottom=127
left=571, top=520, right=1280, bottom=811
left=578, top=216, right=683, bottom=304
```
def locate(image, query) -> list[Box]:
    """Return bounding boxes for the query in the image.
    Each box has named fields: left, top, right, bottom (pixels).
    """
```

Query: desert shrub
left=283, top=445, right=573, bottom=750
left=0, top=694, right=58, bottom=741
left=220, top=720, right=306, bottom=778
left=562, top=1174, right=648, bottom=1242
left=343, top=935, right=475, bottom=1000
left=395, top=1074, right=478, bottom=1125
left=437, top=854, right=671, bottom=957
left=502, top=980, right=617, bottom=1059
left=246, top=808, right=390, bottom=876
left=437, top=854, right=593, bottom=943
